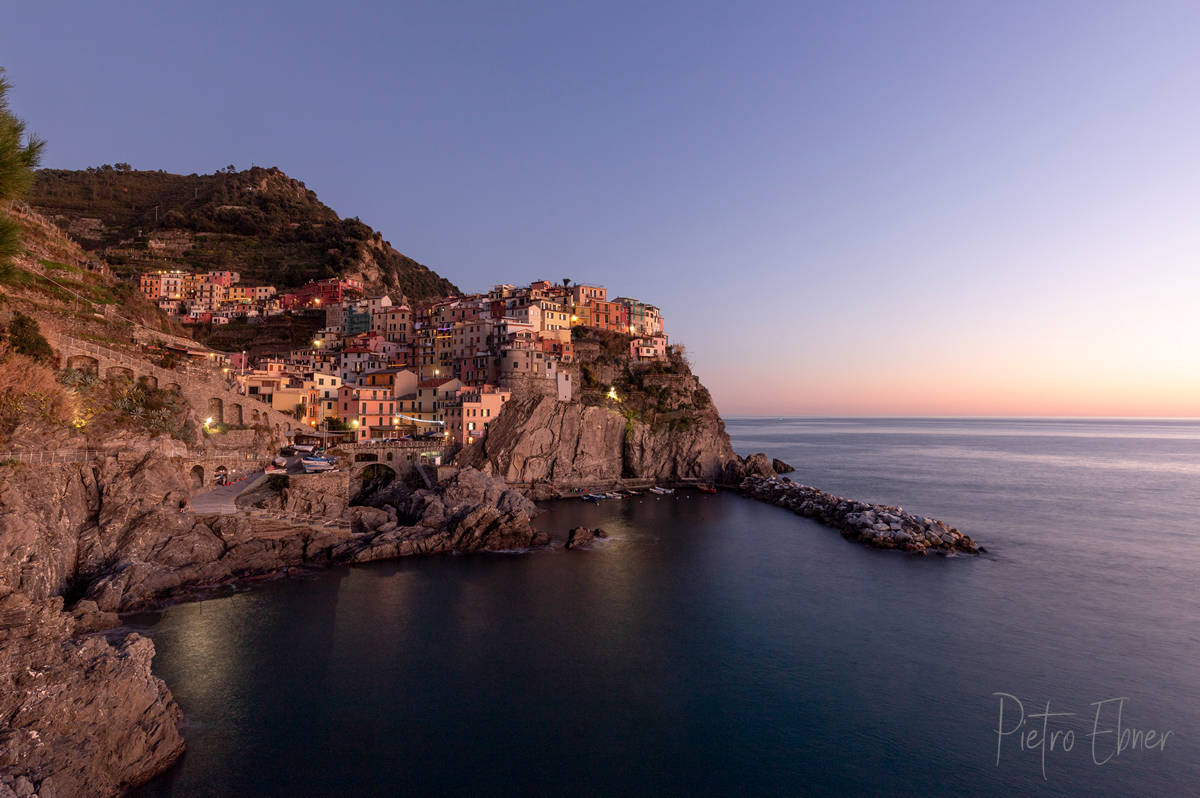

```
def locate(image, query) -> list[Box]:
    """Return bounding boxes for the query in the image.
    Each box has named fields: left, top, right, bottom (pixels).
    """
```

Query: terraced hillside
left=29, top=165, right=459, bottom=300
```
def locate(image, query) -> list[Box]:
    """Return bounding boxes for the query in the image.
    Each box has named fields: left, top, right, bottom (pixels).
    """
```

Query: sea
left=130, top=418, right=1200, bottom=797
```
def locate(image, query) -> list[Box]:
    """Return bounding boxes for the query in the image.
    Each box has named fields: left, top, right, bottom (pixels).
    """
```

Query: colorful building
left=445, top=385, right=511, bottom=446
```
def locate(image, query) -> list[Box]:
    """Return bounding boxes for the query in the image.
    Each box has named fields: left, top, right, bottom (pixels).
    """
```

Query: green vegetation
left=572, top=326, right=709, bottom=432
left=0, top=70, right=45, bottom=268
left=4, top=311, right=53, bottom=363
left=29, top=166, right=459, bottom=299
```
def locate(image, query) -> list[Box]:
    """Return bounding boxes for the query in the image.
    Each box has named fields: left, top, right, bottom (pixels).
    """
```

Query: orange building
left=445, top=385, right=511, bottom=446
left=336, top=385, right=397, bottom=440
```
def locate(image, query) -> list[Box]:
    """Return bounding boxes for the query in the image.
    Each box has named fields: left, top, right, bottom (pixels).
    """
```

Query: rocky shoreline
left=0, top=442, right=982, bottom=796
left=0, top=454, right=544, bottom=797
left=740, top=475, right=984, bottom=555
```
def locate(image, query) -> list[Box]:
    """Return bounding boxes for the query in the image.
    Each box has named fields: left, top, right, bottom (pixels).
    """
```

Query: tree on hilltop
left=0, top=69, right=45, bottom=266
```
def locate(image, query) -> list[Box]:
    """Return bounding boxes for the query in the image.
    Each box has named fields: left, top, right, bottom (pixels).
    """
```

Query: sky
left=4, top=1, right=1199, bottom=416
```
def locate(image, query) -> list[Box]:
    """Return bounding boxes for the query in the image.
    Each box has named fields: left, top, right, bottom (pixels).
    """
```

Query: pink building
left=445, top=385, right=511, bottom=446
left=630, top=335, right=668, bottom=361
left=335, top=385, right=397, bottom=440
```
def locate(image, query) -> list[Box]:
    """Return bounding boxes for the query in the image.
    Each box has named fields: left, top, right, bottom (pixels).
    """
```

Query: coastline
left=0, top=437, right=982, bottom=796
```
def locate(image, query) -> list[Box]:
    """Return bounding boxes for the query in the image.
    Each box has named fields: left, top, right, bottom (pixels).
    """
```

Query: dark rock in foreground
left=741, top=475, right=982, bottom=555
left=0, top=456, right=545, bottom=795
left=566, top=526, right=596, bottom=549
left=0, top=594, right=183, bottom=798
left=333, top=468, right=547, bottom=562
left=771, top=458, right=795, bottom=474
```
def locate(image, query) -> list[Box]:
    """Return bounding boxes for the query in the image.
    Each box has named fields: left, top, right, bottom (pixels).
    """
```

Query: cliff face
left=457, top=327, right=738, bottom=487
left=457, top=394, right=738, bottom=486
left=0, top=594, right=184, bottom=798
left=0, top=451, right=193, bottom=798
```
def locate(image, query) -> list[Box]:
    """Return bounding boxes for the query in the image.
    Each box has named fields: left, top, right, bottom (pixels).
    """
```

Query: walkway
left=190, top=471, right=266, bottom=515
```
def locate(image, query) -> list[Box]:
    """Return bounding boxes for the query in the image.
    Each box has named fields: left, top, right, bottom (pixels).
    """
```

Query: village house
left=630, top=335, right=669, bottom=361
left=335, top=385, right=397, bottom=440
left=444, top=385, right=511, bottom=446
left=400, top=377, right=463, bottom=424
left=360, top=367, right=419, bottom=400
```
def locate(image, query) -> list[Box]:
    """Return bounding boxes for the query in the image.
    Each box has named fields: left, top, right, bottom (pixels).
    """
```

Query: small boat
left=582, top=494, right=601, bottom=503
left=604, top=492, right=623, bottom=499
left=273, top=456, right=288, bottom=467
left=302, top=457, right=336, bottom=473
left=698, top=484, right=717, bottom=494
left=648, top=486, right=674, bottom=495
left=625, top=490, right=641, bottom=496
left=264, top=465, right=288, bottom=475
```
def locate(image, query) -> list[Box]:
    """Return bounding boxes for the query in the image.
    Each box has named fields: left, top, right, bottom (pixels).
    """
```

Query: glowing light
left=204, top=417, right=214, bottom=426
left=350, top=420, right=359, bottom=428
left=313, top=339, right=321, bottom=348
left=606, top=386, right=619, bottom=401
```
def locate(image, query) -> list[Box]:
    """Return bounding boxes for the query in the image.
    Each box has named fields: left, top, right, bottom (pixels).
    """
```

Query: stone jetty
left=740, top=475, right=983, bottom=555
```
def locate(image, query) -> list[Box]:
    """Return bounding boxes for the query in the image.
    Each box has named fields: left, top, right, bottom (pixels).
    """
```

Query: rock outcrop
left=565, top=526, right=596, bottom=550
left=333, top=468, right=546, bottom=562
left=0, top=455, right=549, bottom=795
left=0, top=594, right=183, bottom=798
left=456, top=395, right=738, bottom=486
left=741, top=475, right=983, bottom=555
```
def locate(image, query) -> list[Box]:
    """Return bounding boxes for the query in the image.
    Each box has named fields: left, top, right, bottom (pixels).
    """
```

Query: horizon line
left=720, top=414, right=1200, bottom=421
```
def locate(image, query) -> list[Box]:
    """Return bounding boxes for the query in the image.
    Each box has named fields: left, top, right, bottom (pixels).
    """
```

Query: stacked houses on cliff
left=138, top=268, right=667, bottom=446
left=225, top=279, right=668, bottom=446
left=137, top=272, right=366, bottom=325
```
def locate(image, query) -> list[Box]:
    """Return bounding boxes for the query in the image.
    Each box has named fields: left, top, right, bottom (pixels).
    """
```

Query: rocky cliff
left=457, top=393, right=738, bottom=486
left=0, top=448, right=543, bottom=796
left=458, top=330, right=740, bottom=487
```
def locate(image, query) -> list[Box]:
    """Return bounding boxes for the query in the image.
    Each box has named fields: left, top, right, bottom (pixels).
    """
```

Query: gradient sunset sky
left=4, top=1, right=1198, bottom=416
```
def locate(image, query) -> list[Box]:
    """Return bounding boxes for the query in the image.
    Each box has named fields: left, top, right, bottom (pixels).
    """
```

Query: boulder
left=566, top=526, right=595, bottom=549
left=742, top=453, right=776, bottom=478
left=771, top=458, right=795, bottom=474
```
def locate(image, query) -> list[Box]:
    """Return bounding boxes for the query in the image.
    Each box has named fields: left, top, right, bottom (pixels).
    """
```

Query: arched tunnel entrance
left=189, top=465, right=204, bottom=488
left=352, top=463, right=397, bottom=505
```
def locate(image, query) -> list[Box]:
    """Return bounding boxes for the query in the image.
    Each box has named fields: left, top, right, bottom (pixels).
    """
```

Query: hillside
left=28, top=165, right=459, bottom=300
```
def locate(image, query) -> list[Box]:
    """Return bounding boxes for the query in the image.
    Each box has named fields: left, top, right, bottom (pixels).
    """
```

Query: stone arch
left=189, top=465, right=204, bottom=488
left=354, top=452, right=379, bottom=463
left=207, top=397, right=223, bottom=424
left=138, top=374, right=158, bottom=389
left=106, top=366, right=134, bottom=382
left=352, top=462, right=397, bottom=504
left=229, top=403, right=244, bottom=425
left=66, top=355, right=99, bottom=375
left=251, top=409, right=261, bottom=422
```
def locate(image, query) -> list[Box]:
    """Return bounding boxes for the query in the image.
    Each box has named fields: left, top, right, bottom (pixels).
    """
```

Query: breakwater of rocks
left=740, top=475, right=984, bottom=555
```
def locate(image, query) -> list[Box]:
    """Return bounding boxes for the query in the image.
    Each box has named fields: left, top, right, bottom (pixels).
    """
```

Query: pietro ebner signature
left=992, top=693, right=1173, bottom=780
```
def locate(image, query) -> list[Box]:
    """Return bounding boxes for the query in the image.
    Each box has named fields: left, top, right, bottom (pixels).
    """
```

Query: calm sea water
left=130, top=418, right=1200, bottom=797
